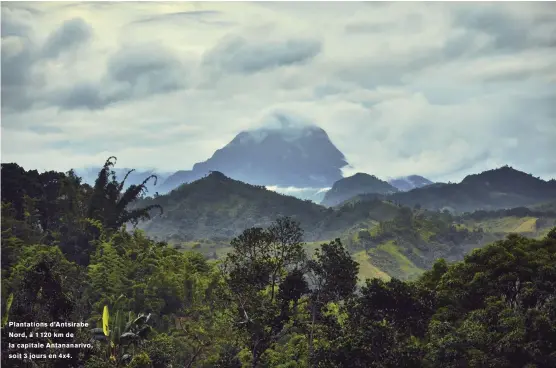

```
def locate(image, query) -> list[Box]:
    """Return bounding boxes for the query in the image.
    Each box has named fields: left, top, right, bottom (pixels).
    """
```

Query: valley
left=129, top=167, right=556, bottom=282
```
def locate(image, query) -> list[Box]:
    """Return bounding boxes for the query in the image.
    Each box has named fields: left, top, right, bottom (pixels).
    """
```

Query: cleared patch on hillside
left=513, top=218, right=538, bottom=233
left=354, top=250, right=391, bottom=282
left=463, top=216, right=538, bottom=233
left=367, top=241, right=424, bottom=280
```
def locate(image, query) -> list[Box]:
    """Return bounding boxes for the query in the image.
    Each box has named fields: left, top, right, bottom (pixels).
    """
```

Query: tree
left=306, top=239, right=359, bottom=363
left=87, top=157, right=163, bottom=232
left=223, top=217, right=307, bottom=367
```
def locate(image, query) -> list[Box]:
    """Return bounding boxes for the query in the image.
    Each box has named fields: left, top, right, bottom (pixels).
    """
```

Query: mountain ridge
left=321, top=172, right=399, bottom=207
left=386, top=166, right=556, bottom=213
left=388, top=175, right=434, bottom=191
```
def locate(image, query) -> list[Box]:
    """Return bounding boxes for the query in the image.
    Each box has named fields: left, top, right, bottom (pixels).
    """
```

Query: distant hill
left=137, top=172, right=348, bottom=242
left=321, top=173, right=399, bottom=207
left=388, top=175, right=433, bottom=191
left=158, top=116, right=348, bottom=193
left=134, top=166, right=556, bottom=246
left=387, top=166, right=556, bottom=213
left=5, top=161, right=552, bottom=283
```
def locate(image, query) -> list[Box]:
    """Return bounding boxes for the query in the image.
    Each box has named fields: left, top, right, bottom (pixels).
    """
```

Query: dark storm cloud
left=202, top=36, right=322, bottom=74
left=56, top=44, right=189, bottom=110
left=42, top=18, right=93, bottom=59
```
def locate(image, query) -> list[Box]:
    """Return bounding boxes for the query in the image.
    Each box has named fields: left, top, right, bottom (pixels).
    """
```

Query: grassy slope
left=460, top=216, right=537, bottom=233
left=354, top=250, right=391, bottom=282
left=460, top=216, right=556, bottom=238
left=366, top=240, right=424, bottom=281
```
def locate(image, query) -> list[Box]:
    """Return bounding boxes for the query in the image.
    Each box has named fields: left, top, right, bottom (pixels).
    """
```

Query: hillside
left=158, top=117, right=348, bottom=193
left=135, top=168, right=556, bottom=281
left=3, top=158, right=556, bottom=367
left=386, top=166, right=556, bottom=213
left=137, top=171, right=351, bottom=242
left=342, top=205, right=556, bottom=280
left=137, top=172, right=414, bottom=244
left=4, top=162, right=553, bottom=284
left=321, top=173, right=398, bottom=207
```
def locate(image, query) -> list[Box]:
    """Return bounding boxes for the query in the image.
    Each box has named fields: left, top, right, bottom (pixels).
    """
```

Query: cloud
left=130, top=10, right=227, bottom=26
left=1, top=2, right=555, bottom=183
left=1, top=11, right=94, bottom=111
left=53, top=43, right=191, bottom=110
left=1, top=6, right=33, bottom=37
left=452, top=4, right=556, bottom=54
left=107, top=43, right=188, bottom=93
left=42, top=18, right=92, bottom=59
left=202, top=35, right=322, bottom=74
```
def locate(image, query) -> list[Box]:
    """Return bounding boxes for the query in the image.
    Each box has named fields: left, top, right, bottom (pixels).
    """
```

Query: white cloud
left=2, top=2, right=555, bottom=182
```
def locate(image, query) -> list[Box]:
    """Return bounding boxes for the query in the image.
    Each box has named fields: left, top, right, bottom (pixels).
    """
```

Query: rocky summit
left=159, top=114, right=348, bottom=193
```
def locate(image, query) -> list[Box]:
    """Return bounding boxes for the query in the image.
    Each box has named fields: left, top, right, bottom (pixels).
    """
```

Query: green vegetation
left=133, top=174, right=407, bottom=244
left=2, top=160, right=556, bottom=367
left=353, top=251, right=391, bottom=281
left=388, top=166, right=556, bottom=213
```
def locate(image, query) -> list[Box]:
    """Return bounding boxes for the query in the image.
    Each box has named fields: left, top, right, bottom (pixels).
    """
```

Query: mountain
left=387, top=166, right=556, bottom=213
left=75, top=167, right=170, bottom=194
left=321, top=173, right=399, bottom=207
left=158, top=117, right=348, bottom=193
left=388, top=175, right=433, bottom=191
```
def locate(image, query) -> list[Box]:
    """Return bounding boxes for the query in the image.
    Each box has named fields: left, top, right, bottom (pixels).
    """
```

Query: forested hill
left=386, top=166, right=556, bottom=213
left=134, top=171, right=405, bottom=242
left=134, top=171, right=330, bottom=241
left=2, top=159, right=556, bottom=367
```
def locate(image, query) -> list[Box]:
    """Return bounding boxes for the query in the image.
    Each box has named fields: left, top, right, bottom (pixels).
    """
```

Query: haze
left=2, top=2, right=555, bottom=183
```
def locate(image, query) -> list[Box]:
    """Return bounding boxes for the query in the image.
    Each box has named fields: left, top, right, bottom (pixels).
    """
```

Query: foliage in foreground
left=1, top=160, right=555, bottom=367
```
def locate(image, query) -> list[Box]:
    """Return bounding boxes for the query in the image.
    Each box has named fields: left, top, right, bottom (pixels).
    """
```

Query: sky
left=2, top=1, right=556, bottom=183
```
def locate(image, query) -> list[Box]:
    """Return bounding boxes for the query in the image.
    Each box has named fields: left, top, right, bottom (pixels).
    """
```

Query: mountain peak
left=207, top=170, right=228, bottom=179
left=160, top=118, right=348, bottom=191
left=321, top=172, right=398, bottom=207
left=351, top=172, right=379, bottom=180
left=252, top=112, right=320, bottom=132
left=461, top=165, right=534, bottom=185
left=235, top=115, right=327, bottom=146
left=388, top=175, right=433, bottom=192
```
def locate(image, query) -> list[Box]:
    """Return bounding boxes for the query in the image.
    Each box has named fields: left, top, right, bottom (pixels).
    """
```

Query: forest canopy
left=1, top=160, right=555, bottom=368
